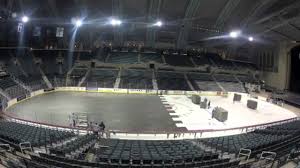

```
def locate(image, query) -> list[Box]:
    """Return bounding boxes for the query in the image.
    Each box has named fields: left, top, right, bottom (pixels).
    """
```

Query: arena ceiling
left=1, top=0, right=300, bottom=49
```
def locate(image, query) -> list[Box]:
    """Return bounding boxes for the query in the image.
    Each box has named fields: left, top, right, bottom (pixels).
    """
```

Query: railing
left=3, top=111, right=299, bottom=140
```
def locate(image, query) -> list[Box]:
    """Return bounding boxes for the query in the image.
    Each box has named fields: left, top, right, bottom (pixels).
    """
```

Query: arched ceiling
left=1, top=0, right=300, bottom=49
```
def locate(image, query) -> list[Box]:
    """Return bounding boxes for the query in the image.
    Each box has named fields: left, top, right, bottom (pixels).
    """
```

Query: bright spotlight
left=248, top=36, right=254, bottom=42
left=75, top=19, right=83, bottom=27
left=21, top=16, right=29, bottom=23
left=154, top=21, right=162, bottom=27
left=229, top=30, right=241, bottom=38
left=110, top=19, right=122, bottom=26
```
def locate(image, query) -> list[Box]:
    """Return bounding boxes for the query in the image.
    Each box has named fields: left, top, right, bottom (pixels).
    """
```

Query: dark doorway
left=290, top=46, right=300, bottom=93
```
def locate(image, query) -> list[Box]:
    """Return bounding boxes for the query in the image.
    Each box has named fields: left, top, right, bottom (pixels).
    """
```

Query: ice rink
left=6, top=92, right=179, bottom=132
left=5, top=91, right=297, bottom=133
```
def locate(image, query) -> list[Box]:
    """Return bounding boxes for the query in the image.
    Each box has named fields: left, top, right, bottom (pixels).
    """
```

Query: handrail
left=0, top=144, right=12, bottom=152
left=19, top=142, right=32, bottom=154
left=260, top=151, right=277, bottom=161
left=238, top=148, right=252, bottom=161
left=3, top=111, right=299, bottom=136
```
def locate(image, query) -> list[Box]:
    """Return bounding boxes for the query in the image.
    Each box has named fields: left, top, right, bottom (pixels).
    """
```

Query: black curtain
left=290, top=46, right=300, bottom=93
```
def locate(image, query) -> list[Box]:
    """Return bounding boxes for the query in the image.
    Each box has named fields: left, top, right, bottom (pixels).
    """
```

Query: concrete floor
left=6, top=92, right=178, bottom=132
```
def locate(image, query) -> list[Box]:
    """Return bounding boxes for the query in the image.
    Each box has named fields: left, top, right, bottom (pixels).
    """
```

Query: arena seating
left=0, top=121, right=75, bottom=147
left=50, top=75, right=66, bottom=87
left=69, top=68, right=88, bottom=86
left=234, top=61, right=257, bottom=71
left=0, top=76, right=29, bottom=98
left=5, top=85, right=29, bottom=99
left=119, top=70, right=153, bottom=89
left=0, top=76, right=17, bottom=91
left=17, top=138, right=241, bottom=168
left=192, top=55, right=211, bottom=66
left=200, top=120, right=300, bottom=158
left=36, top=53, right=58, bottom=75
left=50, top=134, right=96, bottom=156
left=164, top=54, right=194, bottom=67
left=94, top=138, right=239, bottom=167
left=207, top=54, right=225, bottom=67
left=5, top=59, right=25, bottom=77
left=2, top=120, right=300, bottom=167
left=0, top=50, right=265, bottom=167
left=188, top=73, right=221, bottom=91
left=156, top=71, right=190, bottom=90
left=86, top=69, right=119, bottom=88
left=28, top=153, right=240, bottom=168
left=236, top=74, right=257, bottom=84
left=214, top=74, right=246, bottom=92
left=18, top=75, right=47, bottom=91
left=140, top=53, right=163, bottom=63
left=78, top=52, right=93, bottom=61
left=18, top=52, right=43, bottom=76
left=107, top=52, right=138, bottom=64
left=0, top=50, right=260, bottom=98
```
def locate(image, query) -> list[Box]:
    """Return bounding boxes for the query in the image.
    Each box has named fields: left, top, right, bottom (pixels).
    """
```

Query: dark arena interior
left=2, top=1, right=300, bottom=168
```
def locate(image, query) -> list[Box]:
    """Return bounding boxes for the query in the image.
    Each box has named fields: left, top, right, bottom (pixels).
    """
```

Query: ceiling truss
left=176, top=0, right=201, bottom=49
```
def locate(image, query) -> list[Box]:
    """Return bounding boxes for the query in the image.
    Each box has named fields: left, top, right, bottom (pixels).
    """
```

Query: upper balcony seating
left=214, top=74, right=236, bottom=83
left=6, top=58, right=25, bottom=77
left=237, top=75, right=257, bottom=84
left=0, top=121, right=75, bottom=147
left=188, top=73, right=221, bottom=91
left=87, top=69, right=119, bottom=88
left=107, top=52, right=138, bottom=64
left=140, top=53, right=163, bottom=63
left=208, top=54, right=235, bottom=70
left=0, top=51, right=11, bottom=63
left=192, top=55, right=211, bottom=66
left=164, top=54, right=193, bottom=67
left=157, top=72, right=190, bottom=90
left=17, top=52, right=41, bottom=76
left=234, top=61, right=257, bottom=70
left=119, top=70, right=153, bottom=89
left=78, top=52, right=92, bottom=61
left=37, top=54, right=57, bottom=75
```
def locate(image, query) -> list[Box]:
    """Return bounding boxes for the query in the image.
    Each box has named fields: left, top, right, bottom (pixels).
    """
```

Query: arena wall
left=260, top=42, right=294, bottom=90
